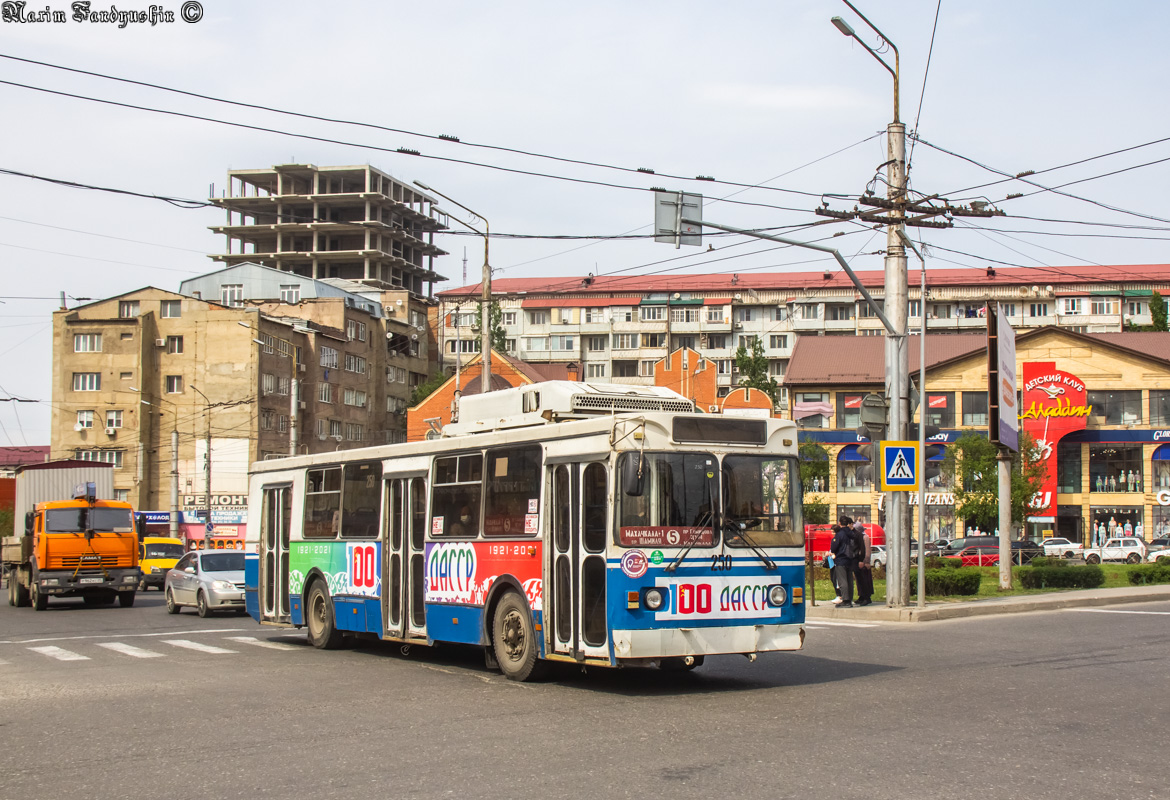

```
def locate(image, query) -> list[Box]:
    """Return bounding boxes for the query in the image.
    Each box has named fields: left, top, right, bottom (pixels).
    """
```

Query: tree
left=477, top=300, right=508, bottom=353
left=799, top=440, right=830, bottom=524
left=1152, top=290, right=1168, bottom=332
left=409, top=372, right=449, bottom=407
left=941, top=432, right=1047, bottom=534
left=734, top=337, right=779, bottom=403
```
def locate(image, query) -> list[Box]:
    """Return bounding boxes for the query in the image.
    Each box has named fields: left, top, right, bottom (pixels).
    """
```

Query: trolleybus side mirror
left=622, top=453, right=645, bottom=497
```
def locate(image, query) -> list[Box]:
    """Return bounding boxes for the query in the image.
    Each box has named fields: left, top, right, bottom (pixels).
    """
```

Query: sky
left=2, top=0, right=1169, bottom=446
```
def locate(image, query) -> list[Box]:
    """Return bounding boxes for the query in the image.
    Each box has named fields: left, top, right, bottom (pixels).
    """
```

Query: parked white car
left=1083, top=537, right=1146, bottom=565
left=870, top=544, right=887, bottom=568
left=1040, top=537, right=1084, bottom=558
left=1147, top=548, right=1170, bottom=564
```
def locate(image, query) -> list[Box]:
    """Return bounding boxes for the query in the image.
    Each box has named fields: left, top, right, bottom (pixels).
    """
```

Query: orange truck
left=3, top=474, right=141, bottom=610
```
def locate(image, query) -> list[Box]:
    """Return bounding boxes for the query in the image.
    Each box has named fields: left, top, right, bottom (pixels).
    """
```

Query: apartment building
left=436, top=264, right=1170, bottom=408
left=209, top=163, right=448, bottom=297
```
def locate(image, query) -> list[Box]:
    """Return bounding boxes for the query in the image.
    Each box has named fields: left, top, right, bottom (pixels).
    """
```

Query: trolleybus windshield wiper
left=726, top=519, right=777, bottom=570
left=664, top=510, right=710, bottom=573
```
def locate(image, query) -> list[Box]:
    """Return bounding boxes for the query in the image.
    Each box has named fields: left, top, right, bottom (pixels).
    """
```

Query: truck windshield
left=44, top=507, right=135, bottom=533
left=722, top=455, right=802, bottom=548
left=616, top=452, right=717, bottom=548
left=144, top=543, right=185, bottom=559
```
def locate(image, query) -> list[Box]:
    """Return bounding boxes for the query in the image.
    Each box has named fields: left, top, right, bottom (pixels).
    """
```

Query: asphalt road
left=2, top=586, right=1168, bottom=800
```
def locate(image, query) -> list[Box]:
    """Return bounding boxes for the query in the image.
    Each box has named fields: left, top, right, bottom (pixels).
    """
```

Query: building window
left=262, top=373, right=276, bottom=396
left=640, top=306, right=666, bottom=321
left=772, top=307, right=789, bottom=322
left=499, top=311, right=516, bottom=326
left=586, top=363, right=606, bottom=378
left=639, top=360, right=656, bottom=377
left=586, top=335, right=607, bottom=352
left=160, top=300, right=181, bottom=318
left=280, top=285, right=300, bottom=304
left=909, top=300, right=921, bottom=317
left=706, top=306, right=724, bottom=323
left=343, top=389, right=367, bottom=407
left=525, top=337, right=548, bottom=352
left=448, top=339, right=477, bottom=354
left=614, top=333, right=638, bottom=350
left=732, top=308, right=752, bottom=323
left=165, top=375, right=183, bottom=394
left=451, top=312, right=476, bottom=328
left=838, top=454, right=873, bottom=493
left=504, top=338, right=516, bottom=353
left=1089, top=445, right=1144, bottom=493
left=612, top=307, right=633, bottom=323
left=316, top=419, right=328, bottom=437
left=584, top=308, right=604, bottom=323
left=346, top=320, right=367, bottom=342
left=1151, top=390, right=1170, bottom=426
left=826, top=304, right=853, bottom=321
left=319, top=382, right=333, bottom=403
left=961, top=392, right=988, bottom=426
left=799, top=304, right=820, bottom=320
left=320, top=346, right=338, bottom=368
left=278, top=415, right=288, bottom=434
left=118, top=301, right=139, bottom=318
left=261, top=409, right=274, bottom=430
left=114, top=489, right=129, bottom=502
left=1126, top=301, right=1146, bottom=318
left=794, top=392, right=830, bottom=428
left=1090, top=298, right=1118, bottom=316
left=1087, top=390, right=1141, bottom=424
left=769, top=360, right=787, bottom=379
left=1063, top=298, right=1083, bottom=315
left=643, top=333, right=665, bottom=348
left=344, top=354, right=367, bottom=374
left=707, top=334, right=727, bottom=350
left=527, top=310, right=548, bottom=325
left=220, top=284, right=244, bottom=308
left=72, top=372, right=101, bottom=391
left=1057, top=441, right=1082, bottom=494
left=74, top=333, right=102, bottom=353
left=347, top=423, right=364, bottom=441
left=1029, top=303, right=1049, bottom=317
left=277, top=376, right=291, bottom=396
left=671, top=307, right=698, bottom=323
left=76, top=449, right=124, bottom=468
left=930, top=304, right=951, bottom=319
left=330, top=419, right=343, bottom=438
left=716, top=359, right=732, bottom=375
left=736, top=335, right=757, bottom=350
left=77, top=410, right=94, bottom=429
left=925, top=393, right=955, bottom=427
left=612, top=361, right=637, bottom=378
left=836, top=394, right=863, bottom=430
left=837, top=504, right=871, bottom=525
left=1000, top=303, right=1017, bottom=317
left=769, top=334, right=788, bottom=349
left=166, top=335, right=183, bottom=354
left=120, top=371, right=132, bottom=380
left=105, top=410, right=122, bottom=429
left=551, top=335, right=575, bottom=351
left=676, top=335, right=696, bottom=350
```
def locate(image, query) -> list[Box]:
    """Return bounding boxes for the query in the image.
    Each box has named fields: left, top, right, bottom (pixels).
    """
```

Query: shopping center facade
left=783, top=327, right=1170, bottom=544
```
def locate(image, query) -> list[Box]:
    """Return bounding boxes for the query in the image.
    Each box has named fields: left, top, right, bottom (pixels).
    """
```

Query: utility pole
left=192, top=385, right=212, bottom=545
left=170, top=428, right=179, bottom=540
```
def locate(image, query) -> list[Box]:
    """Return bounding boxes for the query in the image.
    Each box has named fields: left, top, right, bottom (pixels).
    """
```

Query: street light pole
left=134, top=390, right=180, bottom=540
left=832, top=1, right=909, bottom=606
left=191, top=384, right=212, bottom=544
left=413, top=181, right=492, bottom=393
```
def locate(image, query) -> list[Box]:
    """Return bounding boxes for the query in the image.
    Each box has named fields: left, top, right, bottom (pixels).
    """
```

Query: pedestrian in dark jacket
left=830, top=518, right=856, bottom=607
left=853, top=520, right=874, bottom=606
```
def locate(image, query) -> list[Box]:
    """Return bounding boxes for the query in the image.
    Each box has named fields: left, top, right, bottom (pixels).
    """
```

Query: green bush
left=1019, top=564, right=1105, bottom=589
left=1028, top=556, right=1069, bottom=569
left=926, top=556, right=960, bottom=569
left=1127, top=564, right=1170, bottom=585
left=909, top=567, right=982, bottom=596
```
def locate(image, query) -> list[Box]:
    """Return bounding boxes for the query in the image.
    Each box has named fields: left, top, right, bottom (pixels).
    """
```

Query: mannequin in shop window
left=1096, top=475, right=1104, bottom=493
left=1124, top=519, right=1133, bottom=536
left=1096, top=522, right=1106, bottom=546
left=1135, top=521, right=1144, bottom=540
left=1108, top=516, right=1117, bottom=537
left=1109, top=474, right=1117, bottom=492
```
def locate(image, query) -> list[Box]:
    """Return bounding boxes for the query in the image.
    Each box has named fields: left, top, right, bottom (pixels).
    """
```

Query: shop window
left=1151, top=390, right=1170, bottom=426
left=1153, top=506, right=1170, bottom=539
left=961, top=392, right=988, bottom=427
left=837, top=505, right=871, bottom=525
left=1087, top=390, right=1141, bottom=424
left=836, top=394, right=863, bottom=430
left=1088, top=506, right=1142, bottom=544
left=1152, top=451, right=1170, bottom=492
left=1089, top=445, right=1143, bottom=493
left=836, top=445, right=872, bottom=493
left=794, top=392, right=830, bottom=429
left=924, top=393, right=954, bottom=428
left=1057, top=441, right=1082, bottom=494
left=925, top=505, right=956, bottom=542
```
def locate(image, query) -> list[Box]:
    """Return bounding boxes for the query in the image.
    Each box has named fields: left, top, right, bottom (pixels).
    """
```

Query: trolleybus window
left=340, top=461, right=382, bottom=538
left=722, top=455, right=802, bottom=548
left=431, top=453, right=483, bottom=537
left=582, top=462, right=607, bottom=552
left=615, top=452, right=716, bottom=547
left=484, top=445, right=541, bottom=537
left=304, top=467, right=341, bottom=539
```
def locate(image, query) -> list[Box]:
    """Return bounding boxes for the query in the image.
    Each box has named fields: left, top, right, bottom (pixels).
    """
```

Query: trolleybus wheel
left=660, top=655, right=705, bottom=672
left=165, top=587, right=181, bottom=614
left=492, top=591, right=546, bottom=682
left=306, top=580, right=344, bottom=650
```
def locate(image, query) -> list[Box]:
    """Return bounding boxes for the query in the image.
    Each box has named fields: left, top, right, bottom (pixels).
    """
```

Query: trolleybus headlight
left=767, top=584, right=787, bottom=607
left=644, top=588, right=665, bottom=610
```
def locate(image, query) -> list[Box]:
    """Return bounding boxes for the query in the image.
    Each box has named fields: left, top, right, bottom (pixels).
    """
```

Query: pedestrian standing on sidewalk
left=831, top=517, right=857, bottom=608
left=853, top=520, right=874, bottom=606
left=827, top=525, right=842, bottom=604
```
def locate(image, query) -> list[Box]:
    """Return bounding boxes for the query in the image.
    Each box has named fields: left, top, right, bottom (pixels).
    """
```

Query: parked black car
left=1010, top=540, right=1044, bottom=565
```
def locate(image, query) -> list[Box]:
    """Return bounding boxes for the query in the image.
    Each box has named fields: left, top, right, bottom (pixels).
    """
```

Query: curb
left=805, top=585, right=1170, bottom=623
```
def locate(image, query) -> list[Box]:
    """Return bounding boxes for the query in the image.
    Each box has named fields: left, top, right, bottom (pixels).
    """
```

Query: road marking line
left=96, top=642, right=166, bottom=659
left=163, top=639, right=237, bottom=654
left=1069, top=608, right=1170, bottom=616
left=0, top=658, right=9, bottom=665
left=804, top=625, right=829, bottom=630
left=807, top=620, right=880, bottom=628
left=28, top=645, right=90, bottom=661
left=224, top=636, right=300, bottom=651
left=0, top=628, right=250, bottom=646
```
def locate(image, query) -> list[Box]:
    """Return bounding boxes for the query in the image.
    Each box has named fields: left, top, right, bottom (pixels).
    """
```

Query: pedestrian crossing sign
left=879, top=441, right=919, bottom=491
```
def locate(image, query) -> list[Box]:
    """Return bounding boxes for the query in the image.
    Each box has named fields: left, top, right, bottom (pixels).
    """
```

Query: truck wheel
left=6, top=576, right=14, bottom=607
left=165, top=587, right=181, bottom=614
left=196, top=591, right=211, bottom=618
left=305, top=581, right=343, bottom=649
left=1086, top=554, right=1101, bottom=565
left=119, top=591, right=136, bottom=608
left=492, top=590, right=546, bottom=682
left=1127, top=553, right=1141, bottom=565
left=15, top=579, right=30, bottom=608
left=31, top=582, right=47, bottom=611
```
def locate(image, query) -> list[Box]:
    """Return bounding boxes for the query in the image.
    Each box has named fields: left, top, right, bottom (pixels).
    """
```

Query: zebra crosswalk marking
left=28, top=645, right=89, bottom=661
left=96, top=642, right=166, bottom=659
left=163, top=639, right=237, bottom=654
left=224, top=636, right=300, bottom=651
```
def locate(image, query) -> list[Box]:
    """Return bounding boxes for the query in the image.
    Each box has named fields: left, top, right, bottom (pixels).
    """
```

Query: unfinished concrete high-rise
left=209, top=163, right=449, bottom=297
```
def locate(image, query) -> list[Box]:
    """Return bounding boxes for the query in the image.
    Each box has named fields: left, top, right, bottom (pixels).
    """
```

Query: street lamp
left=238, top=320, right=299, bottom=455
left=190, top=384, right=213, bottom=543
left=413, top=180, right=493, bottom=394
left=129, top=387, right=180, bottom=540
left=832, top=0, right=910, bottom=606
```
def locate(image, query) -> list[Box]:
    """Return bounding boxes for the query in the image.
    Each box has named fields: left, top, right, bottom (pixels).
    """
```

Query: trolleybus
left=244, top=381, right=806, bottom=680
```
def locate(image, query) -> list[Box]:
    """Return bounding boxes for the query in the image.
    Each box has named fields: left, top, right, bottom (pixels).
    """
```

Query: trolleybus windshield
left=616, top=452, right=717, bottom=548
left=722, top=455, right=802, bottom=548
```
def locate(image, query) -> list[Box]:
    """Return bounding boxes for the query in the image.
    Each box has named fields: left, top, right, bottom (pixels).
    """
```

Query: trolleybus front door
left=548, top=462, right=609, bottom=661
left=382, top=475, right=428, bottom=640
left=260, top=484, right=292, bottom=623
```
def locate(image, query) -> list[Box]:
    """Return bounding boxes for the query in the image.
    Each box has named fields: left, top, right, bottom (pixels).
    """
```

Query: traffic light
left=910, top=422, right=945, bottom=482
left=854, top=422, right=884, bottom=462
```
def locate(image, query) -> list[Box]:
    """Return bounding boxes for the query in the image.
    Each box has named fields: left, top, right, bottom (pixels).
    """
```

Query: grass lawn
left=808, top=562, right=1144, bottom=605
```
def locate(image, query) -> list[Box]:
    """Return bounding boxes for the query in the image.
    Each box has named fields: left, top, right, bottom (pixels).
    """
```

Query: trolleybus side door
left=259, top=483, right=292, bottom=623
left=382, top=475, right=428, bottom=640
left=547, top=461, right=609, bottom=660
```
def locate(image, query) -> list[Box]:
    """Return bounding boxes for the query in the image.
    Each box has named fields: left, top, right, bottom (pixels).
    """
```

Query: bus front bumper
left=612, top=623, right=805, bottom=659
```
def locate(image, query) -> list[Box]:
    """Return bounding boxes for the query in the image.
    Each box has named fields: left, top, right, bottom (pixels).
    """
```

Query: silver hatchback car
left=165, top=550, right=246, bottom=617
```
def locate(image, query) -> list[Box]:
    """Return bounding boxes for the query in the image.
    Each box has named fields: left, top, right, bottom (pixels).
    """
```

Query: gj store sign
left=1021, top=362, right=1090, bottom=517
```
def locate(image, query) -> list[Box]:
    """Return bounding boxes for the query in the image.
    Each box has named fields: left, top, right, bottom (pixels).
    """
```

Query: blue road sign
left=879, top=441, right=919, bottom=491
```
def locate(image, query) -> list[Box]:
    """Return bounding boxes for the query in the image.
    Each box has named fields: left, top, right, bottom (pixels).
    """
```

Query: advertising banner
left=996, top=305, right=1019, bottom=451
left=1021, top=362, right=1090, bottom=516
